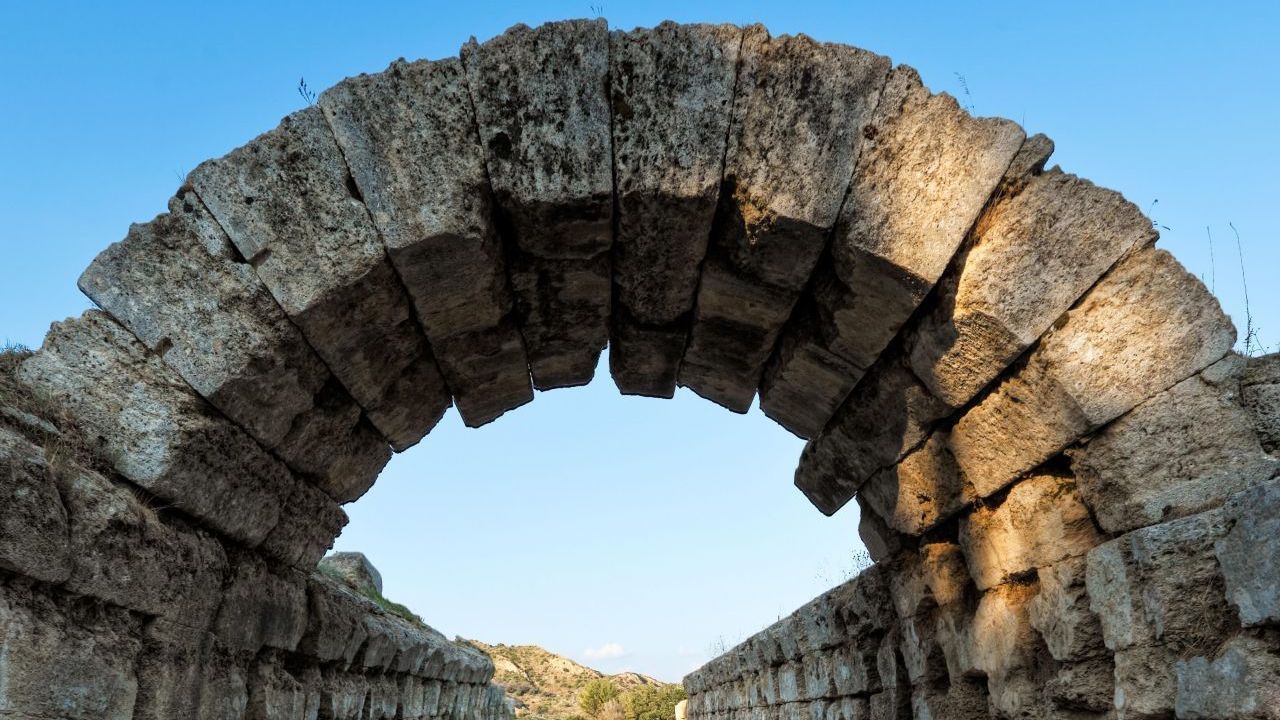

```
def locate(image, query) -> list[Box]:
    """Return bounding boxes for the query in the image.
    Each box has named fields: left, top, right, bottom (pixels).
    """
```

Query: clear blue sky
left=1, top=1, right=1276, bottom=683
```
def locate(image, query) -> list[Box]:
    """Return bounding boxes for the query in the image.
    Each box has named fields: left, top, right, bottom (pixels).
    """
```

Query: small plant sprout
left=589, top=4, right=605, bottom=17
left=1146, top=199, right=1171, bottom=232
left=1230, top=222, right=1262, bottom=356
left=954, top=72, right=974, bottom=113
left=298, top=77, right=317, bottom=106
left=1205, top=225, right=1216, bottom=294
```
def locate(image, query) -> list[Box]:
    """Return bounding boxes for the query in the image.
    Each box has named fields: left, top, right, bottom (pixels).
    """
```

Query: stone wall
left=685, top=352, right=1280, bottom=719
left=2, top=16, right=1276, bottom=720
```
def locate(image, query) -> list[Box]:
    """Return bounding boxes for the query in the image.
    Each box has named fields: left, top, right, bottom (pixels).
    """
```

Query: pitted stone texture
left=319, top=550, right=384, bottom=596
left=680, top=29, right=891, bottom=412
left=462, top=20, right=613, bottom=389
left=1243, top=353, right=1280, bottom=454
left=246, top=661, right=316, bottom=720
left=860, top=432, right=971, bottom=537
left=908, top=168, right=1155, bottom=410
left=1175, top=632, right=1280, bottom=720
left=1085, top=508, right=1233, bottom=654
left=950, top=247, right=1236, bottom=498
left=762, top=66, right=1024, bottom=438
left=17, top=311, right=292, bottom=548
left=1215, top=478, right=1280, bottom=627
left=1027, top=557, right=1106, bottom=663
left=0, top=580, right=143, bottom=720
left=958, top=472, right=1102, bottom=591
left=189, top=105, right=451, bottom=450
left=320, top=58, right=533, bottom=426
left=132, top=625, right=249, bottom=720
left=609, top=23, right=743, bottom=397
left=0, top=427, right=70, bottom=584
left=795, top=359, right=950, bottom=515
left=79, top=194, right=389, bottom=502
left=260, top=478, right=347, bottom=570
left=1070, top=355, right=1278, bottom=534
left=213, top=552, right=308, bottom=654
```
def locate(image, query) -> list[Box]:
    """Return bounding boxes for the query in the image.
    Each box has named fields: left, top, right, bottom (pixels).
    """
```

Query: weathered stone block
left=1176, top=631, right=1280, bottom=719
left=190, top=106, right=451, bottom=450
left=17, top=311, right=288, bottom=547
left=959, top=472, right=1102, bottom=591
left=1071, top=355, right=1278, bottom=534
left=908, top=168, right=1154, bottom=410
left=259, top=478, right=347, bottom=570
left=609, top=23, right=743, bottom=397
left=0, top=427, right=69, bottom=584
left=245, top=660, right=316, bottom=720
left=320, top=58, right=533, bottom=426
left=860, top=432, right=972, bottom=536
left=762, top=65, right=1024, bottom=437
left=317, top=669, right=369, bottom=720
left=1243, top=353, right=1280, bottom=455
left=1215, top=478, right=1280, bottom=627
left=794, top=359, right=950, bottom=515
left=462, top=20, right=613, bottom=389
left=79, top=192, right=390, bottom=501
left=950, top=247, right=1236, bottom=498
left=0, top=581, right=142, bottom=720
left=212, top=553, right=308, bottom=654
left=1086, top=508, right=1233, bottom=653
left=1027, top=557, right=1106, bottom=663
left=681, top=28, right=890, bottom=411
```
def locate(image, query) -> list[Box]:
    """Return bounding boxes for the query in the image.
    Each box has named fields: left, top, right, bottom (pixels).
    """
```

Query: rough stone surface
left=0, top=427, right=70, bottom=584
left=795, top=359, right=950, bottom=515
left=761, top=66, right=1024, bottom=438
left=1243, top=353, right=1280, bottom=454
left=950, top=247, right=1237, bottom=498
left=1070, top=354, right=1279, bottom=533
left=17, top=311, right=289, bottom=547
left=958, top=472, right=1102, bottom=591
left=680, top=29, right=891, bottom=412
left=189, top=105, right=451, bottom=450
left=462, top=20, right=613, bottom=389
left=319, top=550, right=384, bottom=596
left=1027, top=557, right=1106, bottom=663
left=908, top=168, right=1155, bottom=410
left=320, top=58, right=533, bottom=426
left=79, top=191, right=390, bottom=502
left=1215, top=478, right=1280, bottom=627
left=212, top=552, right=308, bottom=654
left=609, top=23, right=743, bottom=397
left=1175, top=631, right=1280, bottom=720
left=860, top=432, right=971, bottom=537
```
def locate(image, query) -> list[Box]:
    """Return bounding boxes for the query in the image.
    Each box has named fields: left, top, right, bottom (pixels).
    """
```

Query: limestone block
left=968, top=583, right=1048, bottom=720
left=830, top=645, right=876, bottom=697
left=0, top=427, right=69, bottom=584
left=950, top=247, right=1236, bottom=498
left=1042, top=655, right=1114, bottom=715
left=189, top=106, right=451, bottom=450
left=1243, top=353, right=1280, bottom=454
left=298, top=576, right=371, bottom=665
left=856, top=497, right=903, bottom=564
left=55, top=462, right=227, bottom=628
left=260, top=478, right=347, bottom=570
left=320, top=58, right=533, bottom=426
left=794, top=359, right=950, bottom=516
left=0, top=581, right=142, bottom=720
left=681, top=29, right=890, bottom=412
left=1085, top=508, right=1233, bottom=653
left=364, top=674, right=399, bottom=719
left=131, top=624, right=249, bottom=720
left=909, top=169, right=1155, bottom=410
left=800, top=653, right=834, bottom=700
left=776, top=663, right=802, bottom=703
left=959, top=472, right=1102, bottom=590
left=212, top=553, right=308, bottom=654
left=1215, top=478, right=1280, bottom=627
left=317, top=669, right=369, bottom=720
left=1114, top=644, right=1181, bottom=720
left=609, top=23, right=743, bottom=397
left=1027, top=557, right=1106, bottom=663
left=462, top=20, right=612, bottom=389
left=79, top=191, right=390, bottom=501
left=319, top=550, right=383, bottom=595
left=1176, top=631, right=1280, bottom=719
left=762, top=65, right=1024, bottom=437
left=245, top=661, right=316, bottom=720
left=860, top=432, right=972, bottom=537
left=18, top=311, right=287, bottom=547
left=822, top=697, right=867, bottom=720
left=828, top=563, right=896, bottom=638
left=1071, top=355, right=1278, bottom=534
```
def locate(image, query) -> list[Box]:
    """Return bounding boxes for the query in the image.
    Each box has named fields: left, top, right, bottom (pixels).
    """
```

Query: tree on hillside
left=620, top=685, right=688, bottom=720
left=579, top=679, right=621, bottom=718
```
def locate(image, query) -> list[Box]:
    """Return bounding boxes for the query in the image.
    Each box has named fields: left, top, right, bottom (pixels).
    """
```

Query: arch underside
left=1, top=17, right=1278, bottom=720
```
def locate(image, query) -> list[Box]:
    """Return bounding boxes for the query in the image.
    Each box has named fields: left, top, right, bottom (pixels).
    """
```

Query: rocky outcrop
left=2, top=16, right=1275, bottom=720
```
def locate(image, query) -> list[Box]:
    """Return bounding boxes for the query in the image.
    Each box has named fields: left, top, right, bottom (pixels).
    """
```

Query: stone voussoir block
left=1215, top=477, right=1280, bottom=627
left=1070, top=353, right=1279, bottom=534
left=320, top=57, right=534, bottom=427
left=189, top=105, right=451, bottom=451
left=16, top=311, right=297, bottom=549
left=681, top=28, right=891, bottom=412
left=462, top=20, right=613, bottom=390
left=761, top=65, right=1025, bottom=438
left=609, top=22, right=744, bottom=398
left=79, top=189, right=390, bottom=503
left=949, top=246, right=1237, bottom=499
left=0, top=426, right=70, bottom=585
left=907, top=165, right=1155, bottom=411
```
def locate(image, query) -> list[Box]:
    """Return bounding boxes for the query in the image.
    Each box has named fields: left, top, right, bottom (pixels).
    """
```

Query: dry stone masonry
left=1, top=17, right=1276, bottom=720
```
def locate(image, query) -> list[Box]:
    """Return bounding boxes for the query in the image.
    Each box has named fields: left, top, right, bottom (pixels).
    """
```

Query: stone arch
left=1, top=17, right=1277, bottom=720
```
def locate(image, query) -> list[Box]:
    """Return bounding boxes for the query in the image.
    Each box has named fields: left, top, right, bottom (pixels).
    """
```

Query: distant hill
left=462, top=640, right=670, bottom=720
